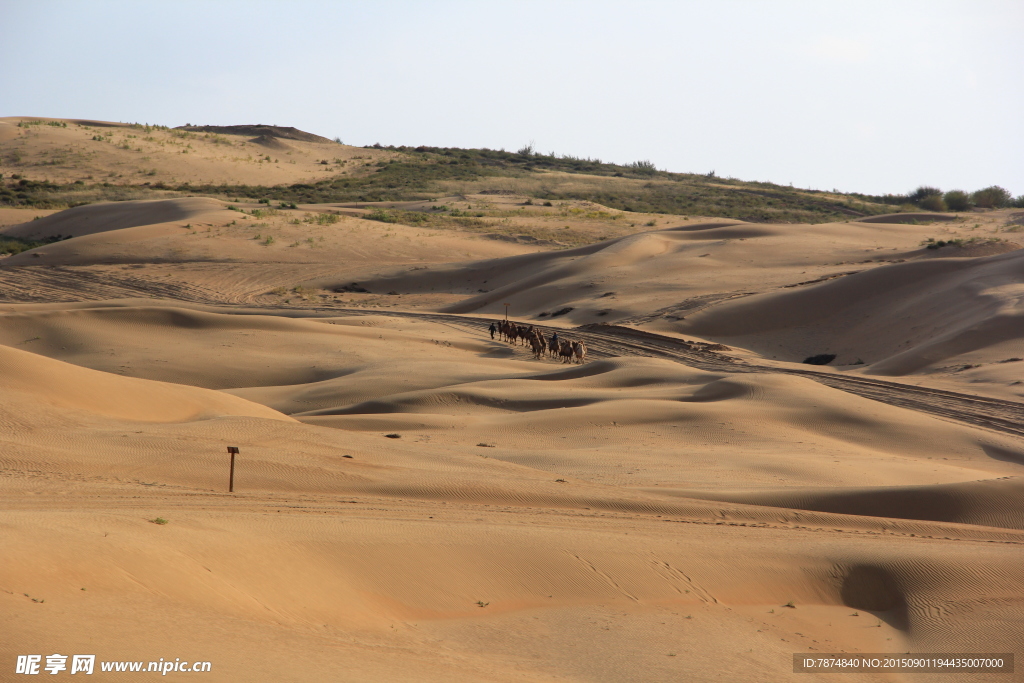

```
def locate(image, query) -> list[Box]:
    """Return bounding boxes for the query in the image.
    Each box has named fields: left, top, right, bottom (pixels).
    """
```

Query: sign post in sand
left=504, top=303, right=510, bottom=321
left=227, top=447, right=239, bottom=492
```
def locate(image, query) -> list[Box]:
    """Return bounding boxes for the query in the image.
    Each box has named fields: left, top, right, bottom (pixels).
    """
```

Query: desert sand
left=1, top=170, right=1022, bottom=681
left=0, top=117, right=395, bottom=186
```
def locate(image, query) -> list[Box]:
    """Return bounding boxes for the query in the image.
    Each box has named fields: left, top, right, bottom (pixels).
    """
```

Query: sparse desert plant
left=149, top=517, right=168, bottom=525
left=261, top=235, right=275, bottom=246
left=943, top=190, right=972, bottom=211
left=922, top=236, right=1002, bottom=250
left=365, top=208, right=398, bottom=223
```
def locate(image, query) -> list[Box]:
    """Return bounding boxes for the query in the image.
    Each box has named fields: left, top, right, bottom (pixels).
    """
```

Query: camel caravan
left=490, top=320, right=588, bottom=364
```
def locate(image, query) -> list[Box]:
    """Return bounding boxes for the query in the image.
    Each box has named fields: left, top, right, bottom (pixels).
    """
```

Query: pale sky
left=3, top=0, right=1022, bottom=196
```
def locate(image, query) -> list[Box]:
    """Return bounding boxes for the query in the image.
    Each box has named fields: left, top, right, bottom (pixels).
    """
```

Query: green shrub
left=630, top=160, right=657, bottom=175
left=919, top=195, right=946, bottom=211
left=365, top=208, right=398, bottom=223
left=0, top=234, right=70, bottom=254
left=972, top=186, right=1011, bottom=209
left=943, top=190, right=972, bottom=211
left=908, top=186, right=942, bottom=204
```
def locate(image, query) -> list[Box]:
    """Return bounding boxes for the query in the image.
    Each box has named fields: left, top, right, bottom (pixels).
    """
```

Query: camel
left=503, top=321, right=518, bottom=345
left=530, top=330, right=547, bottom=359
left=547, top=333, right=560, bottom=358
left=558, top=339, right=574, bottom=363
left=518, top=324, right=532, bottom=345
left=572, top=340, right=587, bottom=364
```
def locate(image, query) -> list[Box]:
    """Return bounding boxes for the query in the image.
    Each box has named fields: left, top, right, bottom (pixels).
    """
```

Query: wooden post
left=227, top=447, right=239, bottom=492
left=504, top=303, right=510, bottom=321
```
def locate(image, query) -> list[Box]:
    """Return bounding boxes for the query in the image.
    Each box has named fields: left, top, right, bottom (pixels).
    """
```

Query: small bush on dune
left=943, top=190, right=972, bottom=211
left=0, top=235, right=71, bottom=255
left=365, top=208, right=398, bottom=223
left=919, top=194, right=946, bottom=211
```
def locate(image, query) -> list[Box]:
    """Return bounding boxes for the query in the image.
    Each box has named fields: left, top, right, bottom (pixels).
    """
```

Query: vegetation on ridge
left=2, top=125, right=1022, bottom=222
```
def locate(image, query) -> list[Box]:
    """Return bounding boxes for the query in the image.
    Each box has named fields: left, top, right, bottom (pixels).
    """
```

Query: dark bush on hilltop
left=919, top=195, right=947, bottom=211
left=971, top=186, right=1012, bottom=209
left=803, top=354, right=836, bottom=365
left=943, top=190, right=972, bottom=211
left=629, top=160, right=657, bottom=175
left=908, top=186, right=943, bottom=205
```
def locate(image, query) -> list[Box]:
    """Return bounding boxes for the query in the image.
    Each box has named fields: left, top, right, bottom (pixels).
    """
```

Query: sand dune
left=2, top=197, right=223, bottom=240
left=678, top=248, right=1024, bottom=378
left=316, top=210, right=1024, bottom=400
left=0, top=116, right=396, bottom=185
left=665, top=476, right=1024, bottom=530
left=0, top=343, right=289, bottom=424
left=0, top=197, right=532, bottom=274
left=2, top=192, right=1023, bottom=681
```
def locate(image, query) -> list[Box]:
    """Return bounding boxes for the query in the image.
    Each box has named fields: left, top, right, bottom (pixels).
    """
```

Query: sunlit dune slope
left=0, top=342, right=289, bottom=424
left=0, top=116, right=394, bottom=185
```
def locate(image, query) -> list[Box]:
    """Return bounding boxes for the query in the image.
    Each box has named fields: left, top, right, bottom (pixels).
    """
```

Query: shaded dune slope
left=329, top=221, right=756, bottom=316
left=657, top=476, right=1024, bottom=530
left=1, top=197, right=223, bottom=241
left=678, top=249, right=1024, bottom=374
